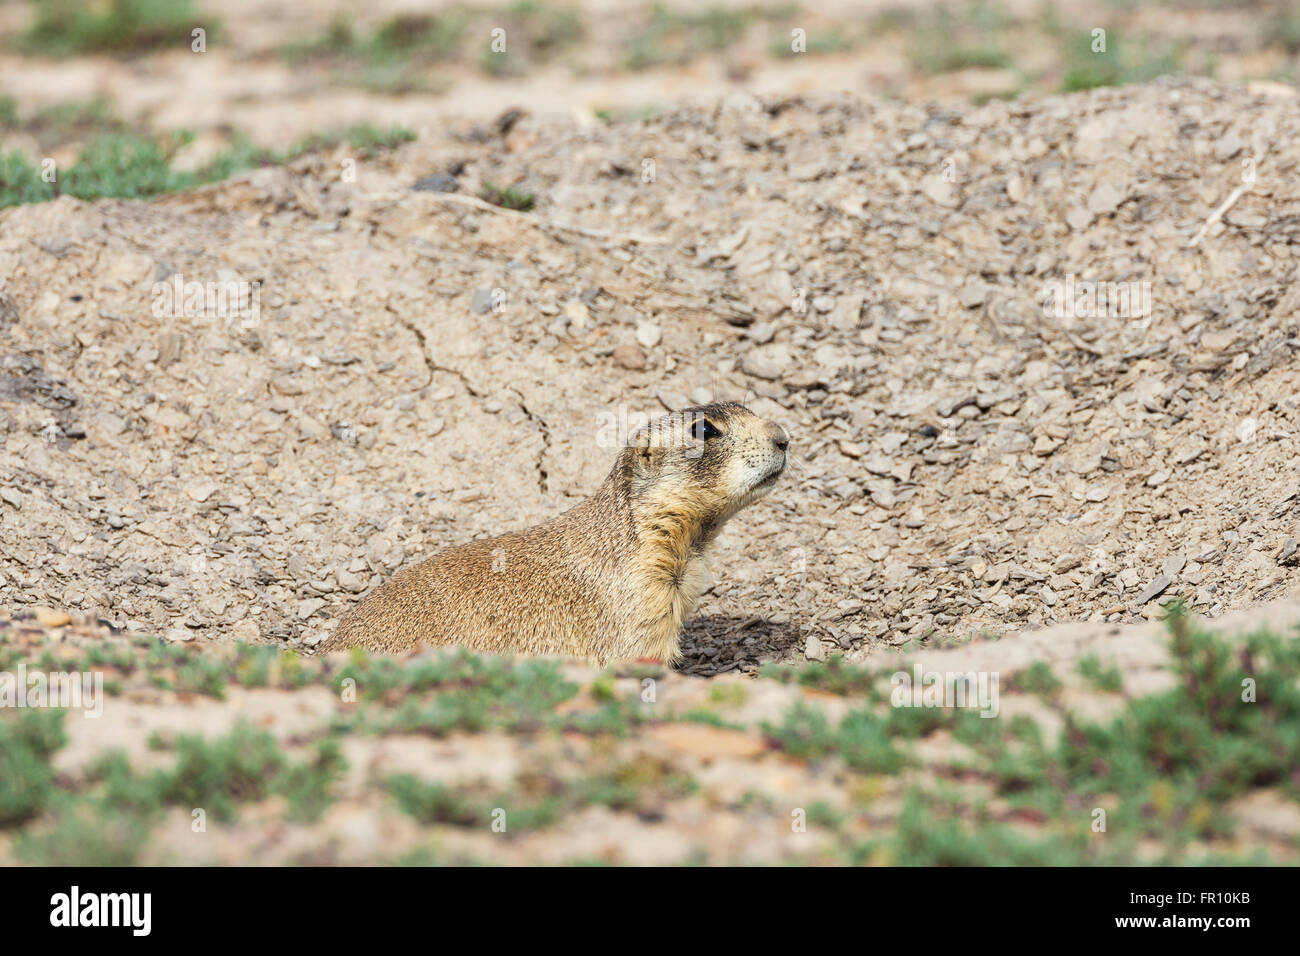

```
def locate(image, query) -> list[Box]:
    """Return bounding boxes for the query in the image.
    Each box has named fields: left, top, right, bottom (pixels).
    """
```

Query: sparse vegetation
left=282, top=2, right=584, bottom=89
left=0, top=122, right=416, bottom=210
left=1077, top=654, right=1124, bottom=693
left=0, top=710, right=66, bottom=827
left=388, top=755, right=696, bottom=831
left=1009, top=660, right=1064, bottom=698
left=478, top=180, right=536, bottom=211
left=287, top=124, right=417, bottom=160
left=15, top=792, right=152, bottom=866
left=0, top=97, right=130, bottom=150
left=760, top=655, right=885, bottom=698
left=847, top=609, right=1300, bottom=864
left=19, top=0, right=216, bottom=57
left=764, top=702, right=909, bottom=773
left=0, top=605, right=1298, bottom=863
left=0, top=150, right=54, bottom=207
left=908, top=1, right=1012, bottom=75
left=624, top=4, right=790, bottom=71
left=9, top=725, right=345, bottom=865
left=1061, top=31, right=1185, bottom=92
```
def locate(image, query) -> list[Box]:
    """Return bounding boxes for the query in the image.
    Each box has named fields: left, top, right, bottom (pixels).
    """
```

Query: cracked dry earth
left=3, top=77, right=1300, bottom=678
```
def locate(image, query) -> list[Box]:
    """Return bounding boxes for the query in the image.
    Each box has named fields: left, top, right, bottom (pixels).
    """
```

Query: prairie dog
left=320, top=402, right=789, bottom=663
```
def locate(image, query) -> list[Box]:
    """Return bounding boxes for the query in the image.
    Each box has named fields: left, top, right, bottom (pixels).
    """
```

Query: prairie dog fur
left=319, top=402, right=789, bottom=664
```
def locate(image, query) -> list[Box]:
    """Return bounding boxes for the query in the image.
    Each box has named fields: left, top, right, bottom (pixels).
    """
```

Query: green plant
left=478, top=180, right=536, bottom=211
left=277, top=739, right=348, bottom=822
left=760, top=655, right=884, bottom=698
left=0, top=150, right=54, bottom=207
left=1077, top=655, right=1124, bottom=693
left=0, top=710, right=67, bottom=826
left=909, top=1, right=1012, bottom=74
left=59, top=132, right=195, bottom=200
left=856, top=787, right=1091, bottom=865
left=288, top=124, right=416, bottom=160
left=278, top=3, right=584, bottom=86
left=764, top=702, right=909, bottom=773
left=20, top=0, right=216, bottom=56
left=15, top=796, right=151, bottom=865
left=1, top=123, right=415, bottom=210
left=387, top=775, right=491, bottom=826
left=1061, top=31, right=1183, bottom=92
left=155, top=724, right=286, bottom=821
left=1011, top=660, right=1063, bottom=698
left=623, top=4, right=785, bottom=70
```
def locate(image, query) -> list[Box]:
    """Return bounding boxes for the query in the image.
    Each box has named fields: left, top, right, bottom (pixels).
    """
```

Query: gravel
left=2, top=78, right=1299, bottom=669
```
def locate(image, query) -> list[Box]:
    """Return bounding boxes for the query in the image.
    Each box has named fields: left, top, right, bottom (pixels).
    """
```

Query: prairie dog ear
left=615, top=442, right=660, bottom=485
left=623, top=425, right=656, bottom=475
left=624, top=414, right=687, bottom=478
left=633, top=443, right=662, bottom=477
left=634, top=415, right=690, bottom=451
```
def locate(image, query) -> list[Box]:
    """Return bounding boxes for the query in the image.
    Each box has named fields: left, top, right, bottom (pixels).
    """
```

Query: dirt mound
left=2, top=77, right=1299, bottom=671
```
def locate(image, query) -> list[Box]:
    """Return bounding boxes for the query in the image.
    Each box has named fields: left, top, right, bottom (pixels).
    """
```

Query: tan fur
left=318, top=403, right=789, bottom=664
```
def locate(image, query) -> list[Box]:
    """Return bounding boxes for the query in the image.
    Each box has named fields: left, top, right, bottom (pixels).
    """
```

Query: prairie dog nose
left=769, top=423, right=790, bottom=452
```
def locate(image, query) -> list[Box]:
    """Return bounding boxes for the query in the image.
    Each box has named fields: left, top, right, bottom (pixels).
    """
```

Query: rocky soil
left=4, top=77, right=1300, bottom=676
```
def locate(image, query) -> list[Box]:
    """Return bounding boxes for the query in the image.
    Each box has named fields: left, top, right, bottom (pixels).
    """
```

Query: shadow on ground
left=677, top=613, right=802, bottom=676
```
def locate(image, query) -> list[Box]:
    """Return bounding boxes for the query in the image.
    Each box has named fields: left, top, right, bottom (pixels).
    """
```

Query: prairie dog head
left=621, top=402, right=789, bottom=533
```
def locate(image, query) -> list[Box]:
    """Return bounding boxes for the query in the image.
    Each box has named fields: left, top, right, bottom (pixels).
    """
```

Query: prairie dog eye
left=692, top=419, right=721, bottom=440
